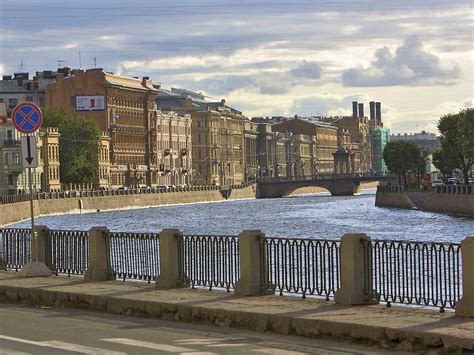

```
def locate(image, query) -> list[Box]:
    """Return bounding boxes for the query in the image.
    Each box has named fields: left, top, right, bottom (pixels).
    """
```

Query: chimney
left=352, top=101, right=358, bottom=117
left=375, top=102, right=382, bottom=123
left=358, top=103, right=364, bottom=118
left=369, top=101, right=375, bottom=120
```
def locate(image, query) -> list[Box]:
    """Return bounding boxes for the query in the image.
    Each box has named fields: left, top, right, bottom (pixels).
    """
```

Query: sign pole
left=28, top=165, right=35, bottom=259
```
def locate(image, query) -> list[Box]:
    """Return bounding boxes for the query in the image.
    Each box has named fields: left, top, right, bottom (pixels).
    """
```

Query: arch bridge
left=255, top=174, right=395, bottom=198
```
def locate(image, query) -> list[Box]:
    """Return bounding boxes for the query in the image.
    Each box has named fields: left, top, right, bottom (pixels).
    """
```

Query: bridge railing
left=0, top=227, right=470, bottom=313
left=258, top=173, right=389, bottom=183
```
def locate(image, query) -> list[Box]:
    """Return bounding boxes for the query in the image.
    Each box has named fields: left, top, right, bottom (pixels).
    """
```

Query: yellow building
left=156, top=89, right=246, bottom=186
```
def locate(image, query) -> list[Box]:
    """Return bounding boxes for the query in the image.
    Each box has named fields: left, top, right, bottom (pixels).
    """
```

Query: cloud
left=289, top=60, right=321, bottom=79
left=342, top=37, right=460, bottom=87
left=289, top=93, right=371, bottom=116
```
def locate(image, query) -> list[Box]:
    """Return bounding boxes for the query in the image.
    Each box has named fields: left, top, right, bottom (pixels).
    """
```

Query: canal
left=11, top=189, right=474, bottom=243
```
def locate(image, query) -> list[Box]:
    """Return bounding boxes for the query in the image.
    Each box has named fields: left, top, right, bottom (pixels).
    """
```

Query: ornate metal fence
left=46, top=230, right=89, bottom=276
left=261, top=237, right=341, bottom=299
left=180, top=235, right=239, bottom=291
left=365, top=240, right=462, bottom=310
left=0, top=228, right=32, bottom=271
left=107, top=232, right=160, bottom=283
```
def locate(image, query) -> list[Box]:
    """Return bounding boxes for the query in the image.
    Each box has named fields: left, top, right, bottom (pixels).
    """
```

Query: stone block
left=18, top=262, right=52, bottom=278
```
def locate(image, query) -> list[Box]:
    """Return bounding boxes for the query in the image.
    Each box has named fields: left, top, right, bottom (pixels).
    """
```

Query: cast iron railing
left=46, top=230, right=89, bottom=276
left=261, top=237, right=340, bottom=299
left=107, top=232, right=160, bottom=283
left=0, top=228, right=32, bottom=271
left=364, top=240, right=462, bottom=310
left=180, top=234, right=239, bottom=291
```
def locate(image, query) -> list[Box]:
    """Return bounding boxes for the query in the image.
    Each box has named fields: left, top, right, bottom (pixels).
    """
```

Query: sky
left=0, top=0, right=472, bottom=134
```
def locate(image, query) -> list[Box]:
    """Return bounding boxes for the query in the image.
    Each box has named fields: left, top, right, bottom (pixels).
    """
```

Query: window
left=8, top=174, right=14, bottom=185
left=8, top=98, right=18, bottom=110
left=12, top=153, right=19, bottom=165
left=6, top=130, right=13, bottom=140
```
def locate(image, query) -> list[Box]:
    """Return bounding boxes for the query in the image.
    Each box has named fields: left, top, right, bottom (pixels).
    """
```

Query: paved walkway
left=0, top=271, right=473, bottom=353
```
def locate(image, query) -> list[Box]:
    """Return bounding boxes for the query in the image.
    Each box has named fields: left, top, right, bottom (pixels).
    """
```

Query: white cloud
left=343, top=37, right=460, bottom=87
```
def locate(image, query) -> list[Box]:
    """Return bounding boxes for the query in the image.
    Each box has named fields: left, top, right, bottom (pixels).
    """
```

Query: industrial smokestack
left=369, top=101, right=375, bottom=120
left=352, top=101, right=358, bottom=117
left=375, top=102, right=382, bottom=123
left=358, top=103, right=364, bottom=118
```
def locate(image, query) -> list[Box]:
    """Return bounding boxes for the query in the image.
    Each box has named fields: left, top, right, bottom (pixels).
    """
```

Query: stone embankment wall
left=375, top=185, right=474, bottom=216
left=0, top=184, right=256, bottom=226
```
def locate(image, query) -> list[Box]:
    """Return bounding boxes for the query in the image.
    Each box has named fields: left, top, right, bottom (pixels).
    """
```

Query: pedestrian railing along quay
left=364, top=240, right=462, bottom=311
left=0, top=227, right=472, bottom=315
left=0, top=228, right=31, bottom=271
left=180, top=234, right=240, bottom=291
left=107, top=232, right=160, bottom=283
left=0, top=182, right=257, bottom=205
left=46, top=229, right=89, bottom=276
left=261, top=237, right=340, bottom=299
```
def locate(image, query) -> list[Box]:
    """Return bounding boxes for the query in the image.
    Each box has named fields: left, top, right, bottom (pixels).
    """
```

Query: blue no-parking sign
left=11, top=102, right=43, bottom=134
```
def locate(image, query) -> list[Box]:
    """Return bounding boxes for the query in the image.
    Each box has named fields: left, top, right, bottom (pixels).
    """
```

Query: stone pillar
left=155, top=229, right=187, bottom=289
left=234, top=230, right=269, bottom=296
left=456, top=237, right=474, bottom=317
left=334, top=233, right=377, bottom=305
left=19, top=225, right=52, bottom=277
left=85, top=226, right=112, bottom=281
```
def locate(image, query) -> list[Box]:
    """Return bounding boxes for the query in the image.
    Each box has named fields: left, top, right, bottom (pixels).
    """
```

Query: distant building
left=157, top=88, right=247, bottom=186
left=390, top=131, right=439, bottom=151
left=155, top=110, right=193, bottom=186
left=0, top=70, right=64, bottom=195
left=270, top=117, right=339, bottom=174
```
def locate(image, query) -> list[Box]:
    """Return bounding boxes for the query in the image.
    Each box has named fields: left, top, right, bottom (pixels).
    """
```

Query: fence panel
left=46, top=230, right=89, bottom=276
left=261, top=237, right=340, bottom=299
left=0, top=228, right=32, bottom=271
left=366, top=240, right=462, bottom=310
left=107, top=232, right=160, bottom=283
left=181, top=235, right=239, bottom=291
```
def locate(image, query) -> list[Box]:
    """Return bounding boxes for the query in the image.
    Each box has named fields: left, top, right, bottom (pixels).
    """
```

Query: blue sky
left=1, top=0, right=472, bottom=133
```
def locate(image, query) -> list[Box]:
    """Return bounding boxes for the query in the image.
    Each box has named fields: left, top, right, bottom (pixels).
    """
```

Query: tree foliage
left=432, top=148, right=457, bottom=182
left=42, top=107, right=101, bottom=184
left=437, top=108, right=474, bottom=184
left=383, top=141, right=424, bottom=186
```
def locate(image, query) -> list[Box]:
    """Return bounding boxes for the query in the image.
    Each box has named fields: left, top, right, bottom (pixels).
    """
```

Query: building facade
left=155, top=110, right=193, bottom=186
left=46, top=68, right=160, bottom=188
left=157, top=88, right=247, bottom=186
left=271, top=117, right=339, bottom=175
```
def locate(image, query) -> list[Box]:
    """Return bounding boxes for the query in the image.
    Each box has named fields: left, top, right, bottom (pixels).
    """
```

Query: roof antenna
left=56, top=59, right=65, bottom=68
left=19, top=59, right=25, bottom=73
left=93, top=57, right=97, bottom=68
left=78, top=51, right=82, bottom=69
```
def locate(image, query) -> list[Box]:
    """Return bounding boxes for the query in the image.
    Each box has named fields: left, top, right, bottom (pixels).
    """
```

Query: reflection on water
left=11, top=189, right=474, bottom=242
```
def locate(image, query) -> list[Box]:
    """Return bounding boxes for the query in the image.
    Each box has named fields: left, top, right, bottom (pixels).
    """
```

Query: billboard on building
left=75, top=96, right=105, bottom=111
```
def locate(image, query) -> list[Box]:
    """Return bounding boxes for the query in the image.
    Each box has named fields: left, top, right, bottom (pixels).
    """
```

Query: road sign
left=11, top=103, right=43, bottom=134
left=21, top=136, right=38, bottom=168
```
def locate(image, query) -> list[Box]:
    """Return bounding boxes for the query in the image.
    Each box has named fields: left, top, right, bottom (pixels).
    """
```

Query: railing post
left=455, top=237, right=474, bottom=317
left=85, top=226, right=112, bottom=281
left=19, top=225, right=52, bottom=277
left=234, top=230, right=269, bottom=296
left=155, top=229, right=186, bottom=289
left=334, top=233, right=377, bottom=305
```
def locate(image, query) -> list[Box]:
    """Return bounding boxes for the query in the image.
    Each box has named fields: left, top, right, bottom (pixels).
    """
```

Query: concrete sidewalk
left=0, top=271, right=472, bottom=354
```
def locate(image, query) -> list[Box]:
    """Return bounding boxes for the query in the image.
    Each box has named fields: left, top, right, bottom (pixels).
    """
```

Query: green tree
left=42, top=107, right=100, bottom=184
left=432, top=148, right=457, bottom=183
left=383, top=141, right=422, bottom=187
left=437, top=108, right=474, bottom=184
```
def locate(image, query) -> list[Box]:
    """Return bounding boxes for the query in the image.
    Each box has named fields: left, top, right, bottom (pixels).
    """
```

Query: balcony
left=2, top=139, right=21, bottom=147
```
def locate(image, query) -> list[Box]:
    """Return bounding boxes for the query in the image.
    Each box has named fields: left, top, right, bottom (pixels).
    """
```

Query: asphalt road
left=0, top=304, right=408, bottom=354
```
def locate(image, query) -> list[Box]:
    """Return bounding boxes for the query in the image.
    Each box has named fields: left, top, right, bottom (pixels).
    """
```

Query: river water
left=11, top=189, right=473, bottom=243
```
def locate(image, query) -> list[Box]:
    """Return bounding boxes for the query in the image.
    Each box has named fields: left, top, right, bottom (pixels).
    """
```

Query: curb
left=1, top=284, right=473, bottom=354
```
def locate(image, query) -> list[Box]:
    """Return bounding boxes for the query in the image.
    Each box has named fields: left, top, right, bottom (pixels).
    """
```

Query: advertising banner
left=75, top=96, right=105, bottom=111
